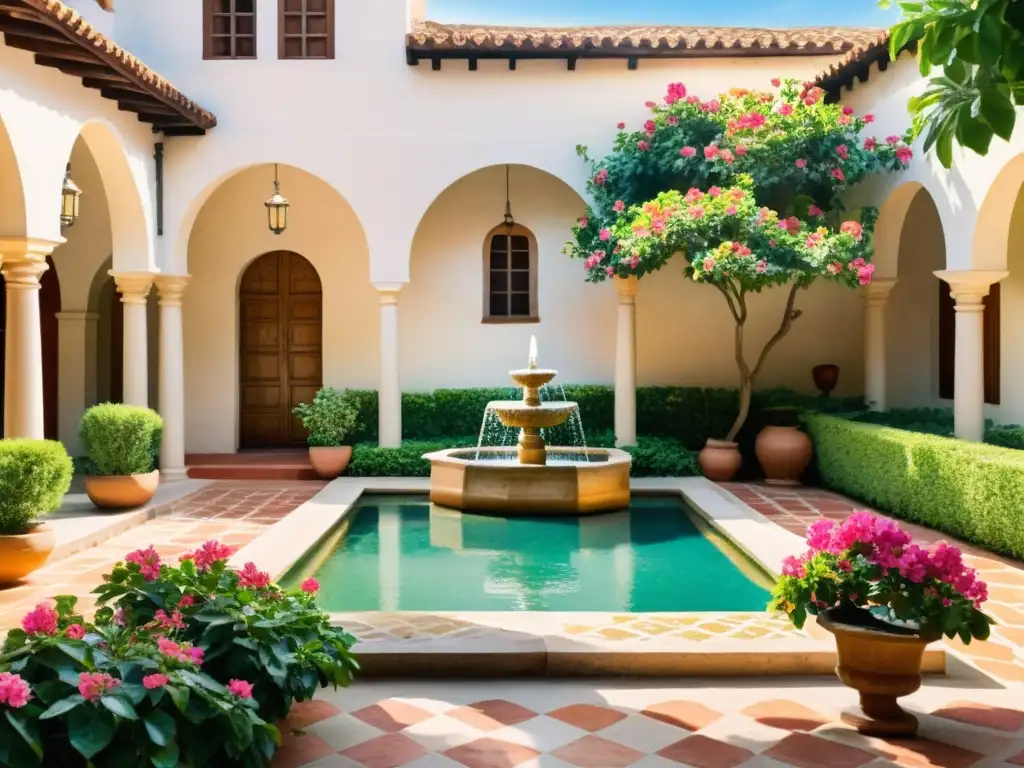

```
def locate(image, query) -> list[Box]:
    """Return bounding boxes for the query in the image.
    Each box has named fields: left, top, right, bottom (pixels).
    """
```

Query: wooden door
left=239, top=251, right=322, bottom=448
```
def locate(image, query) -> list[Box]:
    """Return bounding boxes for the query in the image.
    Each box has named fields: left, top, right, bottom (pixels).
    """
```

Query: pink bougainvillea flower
left=703, top=144, right=719, bottom=159
left=616, top=121, right=625, bottom=130
left=686, top=94, right=700, bottom=104
left=680, top=146, right=696, bottom=158
left=593, top=169, right=609, bottom=186
left=644, top=100, right=656, bottom=109
left=702, top=257, right=716, bottom=272
left=771, top=77, right=781, bottom=87
left=155, top=609, right=186, bottom=630
left=794, top=158, right=807, bottom=169
left=736, top=144, right=748, bottom=156
left=725, top=205, right=737, bottom=215
left=756, top=259, right=768, bottom=274
left=300, top=577, right=320, bottom=594
left=808, top=205, right=823, bottom=217
left=690, top=206, right=705, bottom=219
left=664, top=81, right=687, bottom=104
left=863, top=113, right=875, bottom=123
left=708, top=186, right=722, bottom=197
left=827, top=261, right=843, bottom=275
left=842, top=105, right=854, bottom=115
left=0, top=672, right=32, bottom=709
left=701, top=99, right=720, bottom=113
left=643, top=119, right=656, bottom=135
left=667, top=115, right=679, bottom=126
left=238, top=562, right=272, bottom=590
left=835, top=144, right=849, bottom=160
left=182, top=540, right=235, bottom=571
left=831, top=168, right=846, bottom=181
left=228, top=679, right=254, bottom=699
left=781, top=555, right=806, bottom=578
left=637, top=140, right=649, bottom=151
left=896, top=146, right=913, bottom=165
left=65, top=624, right=85, bottom=640
left=21, top=603, right=58, bottom=636
left=178, top=594, right=196, bottom=608
left=598, top=228, right=611, bottom=241
left=613, top=200, right=625, bottom=212
left=577, top=217, right=588, bottom=228
left=605, top=266, right=615, bottom=276
left=78, top=672, right=119, bottom=703
left=685, top=187, right=702, bottom=203
left=126, top=546, right=161, bottom=581
left=720, top=149, right=735, bottom=165
left=864, top=137, right=877, bottom=150
left=840, top=221, right=863, bottom=241
left=143, top=674, right=170, bottom=690
left=885, top=135, right=901, bottom=145
left=777, top=103, right=794, bottom=117
left=838, top=114, right=851, bottom=125
left=857, top=263, right=875, bottom=286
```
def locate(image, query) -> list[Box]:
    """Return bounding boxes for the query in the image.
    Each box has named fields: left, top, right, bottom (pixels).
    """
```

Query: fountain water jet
left=424, top=336, right=631, bottom=515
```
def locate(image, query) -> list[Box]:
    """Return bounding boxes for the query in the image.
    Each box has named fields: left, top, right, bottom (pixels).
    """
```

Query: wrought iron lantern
left=265, top=163, right=289, bottom=235
left=60, top=163, right=81, bottom=228
left=502, top=164, right=515, bottom=229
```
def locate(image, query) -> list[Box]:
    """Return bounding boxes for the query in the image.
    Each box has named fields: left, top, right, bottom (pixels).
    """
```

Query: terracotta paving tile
left=546, top=704, right=627, bottom=732
left=762, top=732, right=877, bottom=768
left=950, top=639, right=1017, bottom=662
left=741, top=699, right=829, bottom=732
left=444, top=737, right=541, bottom=768
left=974, top=659, right=1024, bottom=683
left=448, top=701, right=538, bottom=731
left=876, top=736, right=984, bottom=768
left=931, top=702, right=1024, bottom=732
left=642, top=700, right=723, bottom=731
left=351, top=700, right=435, bottom=733
left=272, top=731, right=337, bottom=768
left=1008, top=748, right=1024, bottom=766
left=341, top=733, right=429, bottom=768
left=280, top=700, right=344, bottom=731
left=656, top=734, right=754, bottom=768
left=1000, top=627, right=1024, bottom=646
left=551, top=735, right=645, bottom=768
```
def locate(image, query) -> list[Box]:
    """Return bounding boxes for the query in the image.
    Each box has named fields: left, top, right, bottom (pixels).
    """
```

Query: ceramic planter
left=755, top=425, right=813, bottom=485
left=85, top=469, right=160, bottom=510
left=308, top=446, right=352, bottom=479
left=818, top=607, right=929, bottom=736
left=698, top=439, right=742, bottom=481
left=0, top=524, right=56, bottom=586
left=812, top=363, right=840, bottom=396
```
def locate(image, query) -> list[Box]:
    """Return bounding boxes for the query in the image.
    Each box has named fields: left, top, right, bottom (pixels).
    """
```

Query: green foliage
left=807, top=413, right=1024, bottom=558
left=292, top=387, right=360, bottom=447
left=78, top=405, right=163, bottom=477
left=888, top=0, right=1024, bottom=166
left=849, top=406, right=1024, bottom=449
left=0, top=440, right=73, bottom=535
left=984, top=424, right=1024, bottom=450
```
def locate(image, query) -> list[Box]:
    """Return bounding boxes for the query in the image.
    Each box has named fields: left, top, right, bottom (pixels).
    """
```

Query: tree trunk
left=727, top=375, right=753, bottom=442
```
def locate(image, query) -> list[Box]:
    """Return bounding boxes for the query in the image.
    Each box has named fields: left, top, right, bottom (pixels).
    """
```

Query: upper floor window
left=203, top=0, right=256, bottom=59
left=279, top=0, right=335, bottom=59
left=483, top=224, right=538, bottom=323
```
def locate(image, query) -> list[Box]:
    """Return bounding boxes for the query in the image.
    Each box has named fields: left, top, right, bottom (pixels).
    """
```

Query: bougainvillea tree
left=565, top=80, right=913, bottom=442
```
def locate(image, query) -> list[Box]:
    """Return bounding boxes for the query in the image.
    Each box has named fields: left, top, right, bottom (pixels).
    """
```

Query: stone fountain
left=423, top=337, right=631, bottom=515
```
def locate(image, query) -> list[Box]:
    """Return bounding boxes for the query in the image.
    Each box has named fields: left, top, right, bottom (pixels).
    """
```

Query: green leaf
left=39, top=694, right=85, bottom=720
left=5, top=711, right=42, bottom=760
left=56, top=641, right=90, bottom=666
left=101, top=694, right=138, bottom=720
left=979, top=86, right=1017, bottom=139
left=945, top=57, right=970, bottom=84
left=150, top=741, right=180, bottom=768
left=167, top=684, right=190, bottom=714
left=976, top=8, right=1005, bottom=67
left=936, top=121, right=956, bottom=168
left=178, top=669, right=226, bottom=695
left=956, top=111, right=995, bottom=153
left=144, top=710, right=176, bottom=748
left=68, top=705, right=116, bottom=760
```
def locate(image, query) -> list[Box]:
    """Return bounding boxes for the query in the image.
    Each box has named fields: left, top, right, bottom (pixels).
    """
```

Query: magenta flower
left=143, top=674, right=170, bottom=690
left=604, top=266, right=615, bottom=276
left=78, top=672, right=119, bottom=703
left=794, top=158, right=807, bottom=169
left=664, top=82, right=687, bottom=104
left=178, top=594, right=196, bottom=608
left=704, top=144, right=719, bottom=160
left=835, top=144, right=849, bottom=160
left=616, top=121, right=625, bottom=130
left=577, top=217, right=588, bottom=228
left=720, top=149, right=735, bottom=165
left=736, top=144, right=748, bottom=156
left=808, top=205, right=823, bottom=217
left=643, top=119, right=656, bottom=135
left=725, top=205, right=737, bottom=215
left=840, top=221, right=863, bottom=241
left=896, top=146, right=913, bottom=165
left=593, top=169, right=609, bottom=186
left=181, top=540, right=235, bottom=571
left=65, top=624, right=85, bottom=640
left=831, top=168, right=845, bottom=181
left=778, top=103, right=794, bottom=117
left=863, top=137, right=877, bottom=150
left=301, top=577, right=320, bottom=593
left=22, top=603, right=58, bottom=636
left=863, top=114, right=875, bottom=123
left=228, top=679, right=254, bottom=699
left=155, top=609, right=186, bottom=630
left=755, top=260, right=768, bottom=273
left=781, top=555, right=806, bottom=578
left=613, top=200, right=625, bottom=212
left=644, top=100, right=656, bottom=109
left=667, top=115, right=679, bottom=126
left=702, top=257, right=716, bottom=272
left=771, top=77, right=781, bottom=87
left=680, top=146, right=696, bottom=158
left=886, top=134, right=900, bottom=144
left=598, top=228, right=611, bottom=241
left=0, top=672, right=31, bottom=709
left=126, top=545, right=161, bottom=581
left=637, top=140, right=649, bottom=151
left=238, top=562, right=271, bottom=590
left=684, top=188, right=702, bottom=203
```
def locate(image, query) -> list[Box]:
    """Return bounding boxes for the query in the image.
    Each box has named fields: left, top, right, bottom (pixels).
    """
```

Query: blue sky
left=427, top=0, right=899, bottom=29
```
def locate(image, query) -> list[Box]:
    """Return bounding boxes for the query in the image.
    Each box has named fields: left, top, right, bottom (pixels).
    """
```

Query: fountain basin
left=423, top=446, right=632, bottom=515
left=488, top=400, right=578, bottom=430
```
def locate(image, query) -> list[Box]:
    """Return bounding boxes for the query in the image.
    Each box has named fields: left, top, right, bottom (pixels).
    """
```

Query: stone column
left=614, top=277, right=639, bottom=447
left=110, top=271, right=154, bottom=408
left=375, top=283, right=403, bottom=448
left=56, top=311, right=99, bottom=452
left=155, top=275, right=190, bottom=480
left=934, top=270, right=1008, bottom=442
left=861, top=278, right=897, bottom=411
left=0, top=241, right=56, bottom=439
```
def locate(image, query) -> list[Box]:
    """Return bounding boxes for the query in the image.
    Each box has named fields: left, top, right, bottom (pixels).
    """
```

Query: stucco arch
left=0, top=109, right=27, bottom=237
left=872, top=181, right=928, bottom=280
left=972, top=153, right=1024, bottom=272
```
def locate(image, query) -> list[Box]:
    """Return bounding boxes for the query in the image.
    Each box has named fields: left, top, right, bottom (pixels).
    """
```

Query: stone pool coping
left=229, top=477, right=957, bottom=680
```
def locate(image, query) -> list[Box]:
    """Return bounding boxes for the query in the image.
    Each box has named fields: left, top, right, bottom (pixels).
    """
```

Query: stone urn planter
left=85, top=469, right=160, bottom=510
left=817, top=607, right=929, bottom=736
left=308, top=446, right=353, bottom=479
left=755, top=426, right=813, bottom=484
left=812, top=363, right=840, bottom=396
left=0, top=524, right=56, bottom=586
left=698, top=439, right=742, bottom=481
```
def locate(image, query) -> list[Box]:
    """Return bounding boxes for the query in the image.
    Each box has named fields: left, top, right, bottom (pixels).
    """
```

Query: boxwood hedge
left=807, top=414, right=1024, bottom=558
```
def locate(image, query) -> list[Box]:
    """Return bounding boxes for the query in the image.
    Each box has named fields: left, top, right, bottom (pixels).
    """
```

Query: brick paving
left=0, top=481, right=323, bottom=629
left=723, top=482, right=1024, bottom=685
left=269, top=681, right=1024, bottom=767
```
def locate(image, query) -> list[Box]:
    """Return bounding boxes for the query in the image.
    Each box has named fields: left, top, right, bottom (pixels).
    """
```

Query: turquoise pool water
left=281, top=495, right=772, bottom=612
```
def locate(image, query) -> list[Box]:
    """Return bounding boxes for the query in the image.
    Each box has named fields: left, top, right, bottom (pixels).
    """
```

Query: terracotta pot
left=0, top=524, right=56, bottom=586
left=812, top=364, right=840, bottom=396
left=818, top=608, right=929, bottom=736
left=755, top=425, right=813, bottom=485
left=85, top=470, right=160, bottom=510
left=698, top=439, right=742, bottom=481
left=308, top=446, right=352, bottom=479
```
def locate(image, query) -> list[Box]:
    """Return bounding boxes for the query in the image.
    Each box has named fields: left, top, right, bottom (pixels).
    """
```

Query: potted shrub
left=0, top=440, right=73, bottom=585
left=79, top=404, right=163, bottom=510
left=770, top=512, right=992, bottom=736
left=292, top=387, right=360, bottom=479
left=754, top=405, right=812, bottom=484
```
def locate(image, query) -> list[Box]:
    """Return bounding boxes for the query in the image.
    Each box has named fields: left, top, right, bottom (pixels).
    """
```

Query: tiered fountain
left=423, top=337, right=631, bottom=515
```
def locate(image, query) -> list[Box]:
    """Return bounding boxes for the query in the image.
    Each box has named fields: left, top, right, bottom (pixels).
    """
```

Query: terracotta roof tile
left=408, top=20, right=887, bottom=57
left=10, top=0, right=215, bottom=130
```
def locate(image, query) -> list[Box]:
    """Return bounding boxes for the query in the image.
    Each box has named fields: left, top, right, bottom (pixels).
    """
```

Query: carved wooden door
left=239, top=251, right=322, bottom=448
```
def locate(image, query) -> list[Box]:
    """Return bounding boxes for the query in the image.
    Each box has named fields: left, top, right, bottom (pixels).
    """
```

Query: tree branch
left=751, top=282, right=802, bottom=381
left=715, top=282, right=740, bottom=324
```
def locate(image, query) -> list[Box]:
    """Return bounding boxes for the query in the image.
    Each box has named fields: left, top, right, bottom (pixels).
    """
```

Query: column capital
left=934, top=269, right=1008, bottom=308
left=110, top=271, right=155, bottom=305
left=374, top=282, right=404, bottom=305
left=615, top=276, right=639, bottom=303
left=154, top=274, right=191, bottom=306
left=861, top=277, right=897, bottom=307
left=0, top=236, right=63, bottom=262
left=2, top=259, right=48, bottom=289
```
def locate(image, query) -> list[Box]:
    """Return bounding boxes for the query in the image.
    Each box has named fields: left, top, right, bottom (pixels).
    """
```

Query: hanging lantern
left=60, top=163, right=81, bottom=228
left=503, top=164, right=515, bottom=228
left=265, top=163, right=289, bottom=235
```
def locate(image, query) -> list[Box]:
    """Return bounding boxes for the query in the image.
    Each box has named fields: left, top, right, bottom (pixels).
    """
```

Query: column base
left=160, top=468, right=190, bottom=482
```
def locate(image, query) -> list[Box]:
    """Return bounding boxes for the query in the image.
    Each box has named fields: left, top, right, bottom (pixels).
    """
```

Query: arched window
left=482, top=223, right=538, bottom=323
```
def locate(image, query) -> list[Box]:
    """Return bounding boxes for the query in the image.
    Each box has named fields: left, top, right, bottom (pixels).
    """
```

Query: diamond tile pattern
left=271, top=692, right=1024, bottom=768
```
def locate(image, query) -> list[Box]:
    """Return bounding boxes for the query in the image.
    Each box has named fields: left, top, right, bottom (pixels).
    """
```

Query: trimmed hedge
left=348, top=435, right=700, bottom=478
left=807, top=414, right=1024, bottom=558
left=0, top=439, right=73, bottom=535
left=79, top=404, right=163, bottom=476
left=851, top=406, right=1024, bottom=451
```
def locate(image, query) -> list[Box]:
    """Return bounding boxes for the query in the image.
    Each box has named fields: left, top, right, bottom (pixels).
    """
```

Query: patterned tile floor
left=270, top=680, right=1024, bottom=768
left=722, top=483, right=1024, bottom=685
left=0, top=481, right=323, bottom=628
